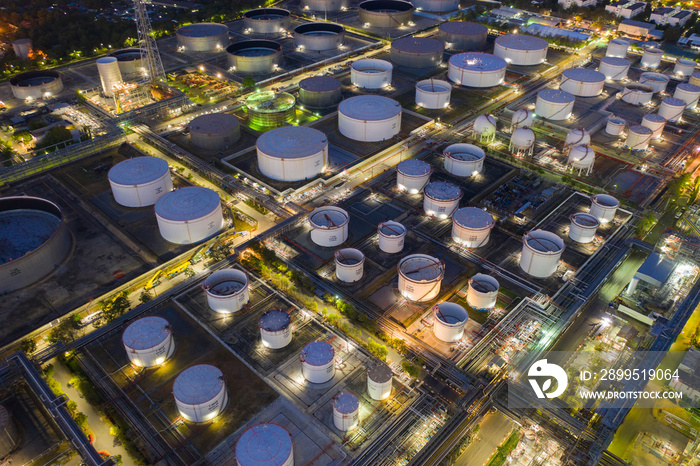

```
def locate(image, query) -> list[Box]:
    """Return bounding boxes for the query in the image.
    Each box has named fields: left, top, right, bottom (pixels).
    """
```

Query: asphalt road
left=455, top=410, right=514, bottom=466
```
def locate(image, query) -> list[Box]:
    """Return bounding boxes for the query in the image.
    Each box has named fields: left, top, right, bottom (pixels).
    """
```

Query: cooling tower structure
left=333, top=391, right=360, bottom=431
left=640, top=47, right=663, bottom=69
left=294, top=23, right=345, bottom=51
left=448, top=52, right=507, bottom=87
left=351, top=59, right=393, bottom=89
left=423, top=181, right=462, bottom=218
left=560, top=68, right=605, bottom=97
left=256, top=126, right=328, bottom=182
left=390, top=37, right=444, bottom=69
left=598, top=56, right=630, bottom=81
left=412, top=0, right=459, bottom=11
left=621, top=83, right=653, bottom=106
left=367, top=362, right=393, bottom=399
left=674, top=82, right=700, bottom=109
left=10, top=70, right=63, bottom=100
left=189, top=113, right=241, bottom=151
left=96, top=57, right=122, bottom=96
left=567, top=144, right=595, bottom=175
left=176, top=23, right=229, bottom=52
left=396, top=159, right=432, bottom=193
left=519, top=230, right=565, bottom=278
left=674, top=58, right=697, bottom=77
left=155, top=187, right=223, bottom=245
left=122, top=316, right=175, bottom=367
left=494, top=34, right=548, bottom=66
left=658, top=97, right=686, bottom=122
left=236, top=423, right=294, bottom=466
left=452, top=207, right=495, bottom=248
left=641, top=113, right=666, bottom=139
left=298, top=76, right=342, bottom=109
left=301, top=341, right=335, bottom=383
left=359, top=0, right=414, bottom=28
left=511, top=108, right=534, bottom=131
left=473, top=113, right=497, bottom=142
left=398, top=254, right=444, bottom=302
left=606, top=117, right=626, bottom=136
left=108, top=156, right=172, bottom=208
left=443, top=144, right=485, bottom=176
left=243, top=8, right=292, bottom=35
left=202, top=269, right=250, bottom=314
left=378, top=221, right=406, bottom=253
left=467, top=274, right=499, bottom=311
left=12, top=39, right=32, bottom=59
left=535, top=89, right=574, bottom=120
left=432, top=302, right=468, bottom=342
left=173, top=365, right=228, bottom=423
left=438, top=21, right=488, bottom=51
left=624, top=125, right=653, bottom=151
left=589, top=194, right=619, bottom=223
left=338, top=95, right=401, bottom=142
left=569, top=213, right=599, bottom=244
left=259, top=309, right=292, bottom=349
left=309, top=206, right=349, bottom=247
left=639, top=72, right=670, bottom=93
left=335, top=248, right=365, bottom=283
left=510, top=127, right=536, bottom=156
left=415, top=79, right=451, bottom=109
left=606, top=38, right=629, bottom=58
left=226, top=40, right=282, bottom=74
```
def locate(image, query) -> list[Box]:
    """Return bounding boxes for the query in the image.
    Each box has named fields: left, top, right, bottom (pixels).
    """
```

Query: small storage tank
left=674, top=82, right=700, bottom=109
left=494, top=34, right=548, bottom=66
left=236, top=423, right=294, bottom=466
left=567, top=144, right=595, bottom=175
left=519, top=230, right=565, bottom=278
left=690, top=71, right=700, bottom=87
left=658, top=97, right=686, bottom=122
left=333, top=391, right=360, bottom=431
left=391, top=37, right=444, bottom=69
left=452, top=207, right=495, bottom=248
left=443, top=143, right=485, bottom=176
left=560, top=68, right=605, bottom=97
left=259, top=309, right=292, bottom=349
left=12, top=39, right=32, bottom=59
left=301, top=341, right=335, bottom=383
left=367, top=362, right=393, bottom=399
left=423, top=181, right=462, bottom=218
left=590, top=194, right=619, bottom=223
left=96, top=57, right=123, bottom=96
left=535, top=89, right=575, bottom=120
left=467, top=274, right=499, bottom=310
left=625, top=125, right=652, bottom=151
left=309, top=206, right=349, bottom=247
left=0, top=405, right=18, bottom=459
left=378, top=221, right=406, bottom=253
left=338, top=95, right=401, bottom=142
left=640, top=47, right=663, bottom=69
left=641, top=113, right=666, bottom=139
left=448, top=52, right=507, bottom=87
left=565, top=128, right=590, bottom=148
left=108, top=156, right=172, bottom=208
left=432, top=302, right=468, bottom=342
left=396, top=159, right=432, bottom=193
left=398, top=254, right=444, bottom=302
left=256, top=126, right=328, bottom=182
left=226, top=40, right=282, bottom=74
left=176, top=23, right=229, bottom=52
left=173, top=365, right=228, bottom=423
left=438, top=21, right=488, bottom=51
left=245, top=91, right=295, bottom=129
left=511, top=108, right=534, bottom=130
left=359, top=0, right=414, bottom=28
left=351, top=59, right=393, bottom=89
left=415, top=79, right=451, bottom=109
left=510, top=126, right=536, bottom=156
left=674, top=58, right=697, bottom=77
left=606, top=38, right=629, bottom=58
left=640, top=72, right=670, bottom=93
left=606, top=117, right=626, bottom=136
left=203, top=269, right=250, bottom=314
left=621, top=83, right=653, bottom=106
left=412, top=0, right=459, bottom=11
left=190, top=113, right=241, bottom=151
left=155, top=187, right=223, bottom=245
left=243, top=8, right=292, bottom=35
left=294, top=23, right=345, bottom=51
left=335, top=248, right=365, bottom=283
left=299, top=76, right=342, bottom=109
left=473, top=113, right=497, bottom=142
left=569, top=212, right=599, bottom=244
left=598, top=56, right=629, bottom=81
left=122, top=316, right=175, bottom=367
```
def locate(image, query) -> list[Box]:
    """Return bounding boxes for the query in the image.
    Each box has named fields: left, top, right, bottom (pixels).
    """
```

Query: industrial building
left=294, top=23, right=345, bottom=51
left=202, top=269, right=250, bottom=313
left=493, top=34, right=548, bottom=66
left=189, top=113, right=241, bottom=151
left=298, top=76, right=342, bottom=108
left=626, top=252, right=676, bottom=296
left=154, top=187, right=223, bottom=244
left=227, top=40, right=282, bottom=74
left=448, top=52, right=507, bottom=87
left=176, top=23, right=229, bottom=52
left=438, top=22, right=488, bottom=50
left=108, top=156, right=173, bottom=207
left=390, top=37, right=444, bottom=69
left=338, top=95, right=401, bottom=142
left=398, top=254, right=444, bottom=302
left=243, top=8, right=292, bottom=35
left=256, top=126, right=328, bottom=181
left=396, top=158, right=432, bottom=193
left=358, top=0, right=414, bottom=28
left=122, top=316, right=175, bottom=367
left=173, top=364, right=228, bottom=423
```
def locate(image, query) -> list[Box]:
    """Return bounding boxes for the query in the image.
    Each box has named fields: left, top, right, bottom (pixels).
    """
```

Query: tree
left=47, top=319, right=78, bottom=344
left=242, top=76, right=256, bottom=89
left=19, top=339, right=37, bottom=355
left=401, top=361, right=420, bottom=378
left=663, top=26, right=683, bottom=43
left=139, top=291, right=152, bottom=304
left=35, top=126, right=73, bottom=151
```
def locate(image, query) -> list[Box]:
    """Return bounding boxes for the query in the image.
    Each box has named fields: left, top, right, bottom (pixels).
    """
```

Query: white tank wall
left=259, top=310, right=293, bottom=349
left=674, top=59, right=696, bottom=77
left=448, top=62, right=506, bottom=87
left=658, top=98, right=685, bottom=122
left=156, top=202, right=223, bottom=245
left=236, top=424, right=294, bottom=466
left=423, top=182, right=462, bottom=218
left=565, top=128, right=590, bottom=147
left=567, top=144, right=594, bottom=172
left=109, top=166, right=173, bottom=208
left=493, top=36, right=548, bottom=66
left=569, top=213, right=599, bottom=243
left=560, top=72, right=604, bottom=97
left=415, top=79, right=451, bottom=109
left=519, top=230, right=564, bottom=278
left=443, top=143, right=485, bottom=176
left=674, top=83, right=700, bottom=109
left=467, top=274, right=498, bottom=310
left=396, top=160, right=432, bottom=193
left=378, top=221, right=406, bottom=253
left=11, top=73, right=64, bottom=100
left=606, top=118, right=626, bottom=136
left=590, top=194, right=618, bottom=223
left=339, top=112, right=401, bottom=142
left=367, top=363, right=393, bottom=400
left=432, top=302, right=468, bottom=342
left=301, top=342, right=335, bottom=383
left=176, top=24, right=229, bottom=51
left=535, top=91, right=574, bottom=120
left=640, top=48, right=663, bottom=69
left=333, top=392, right=360, bottom=431
left=96, top=57, right=122, bottom=97
left=511, top=108, right=534, bottom=129
left=621, top=85, right=653, bottom=105
left=598, top=57, right=629, bottom=80
left=473, top=114, right=497, bottom=140
left=606, top=39, right=629, bottom=58
left=351, top=59, right=392, bottom=88
left=174, top=365, right=228, bottom=423
left=309, top=206, right=349, bottom=247
left=639, top=72, right=669, bottom=93
left=335, top=248, right=364, bottom=283
left=452, top=207, right=495, bottom=248
left=642, top=114, right=666, bottom=139
left=625, top=125, right=652, bottom=151
left=690, top=71, right=700, bottom=87
left=203, top=269, right=250, bottom=314
left=122, top=316, right=175, bottom=367
left=398, top=254, right=444, bottom=302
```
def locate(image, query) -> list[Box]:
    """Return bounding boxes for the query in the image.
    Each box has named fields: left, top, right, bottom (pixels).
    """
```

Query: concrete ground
left=455, top=410, right=515, bottom=466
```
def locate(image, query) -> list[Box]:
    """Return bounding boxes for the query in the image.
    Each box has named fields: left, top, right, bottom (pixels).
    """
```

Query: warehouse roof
left=636, top=252, right=675, bottom=287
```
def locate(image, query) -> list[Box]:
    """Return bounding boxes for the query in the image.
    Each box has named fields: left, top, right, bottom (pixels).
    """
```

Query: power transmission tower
left=133, top=0, right=166, bottom=83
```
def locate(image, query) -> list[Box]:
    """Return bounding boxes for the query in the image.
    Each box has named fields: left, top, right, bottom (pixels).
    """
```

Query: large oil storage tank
left=494, top=34, right=548, bottom=66
left=367, top=362, right=393, bottom=399
left=10, top=70, right=63, bottom=100
left=474, top=113, right=497, bottom=142
left=390, top=36, right=444, bottom=69
left=625, top=124, right=652, bottom=151
left=173, top=364, right=228, bottom=423
left=598, top=56, right=629, bottom=81
left=658, top=97, right=686, bottom=122
left=467, top=274, right=499, bottom=310
left=560, top=68, right=605, bottom=97
left=236, top=423, right=294, bottom=466
left=299, top=76, right=342, bottom=108
left=641, top=47, right=663, bottom=69
left=396, top=159, right=432, bottom=193
left=257, top=126, right=327, bottom=182
left=590, top=194, right=618, bottom=223
left=309, top=206, right=349, bottom=247
left=416, top=79, right=451, bottom=109
left=12, top=38, right=32, bottom=59
left=674, top=58, right=697, bottom=77
left=245, top=91, right=295, bottom=128
left=338, top=95, right=401, bottom=142
left=378, top=221, right=406, bottom=253
left=176, top=23, right=229, bottom=52
left=691, top=71, right=700, bottom=87
left=443, top=144, right=485, bottom=176
left=621, top=83, right=653, bottom=106
left=642, top=113, right=666, bottom=139
left=452, top=207, right=495, bottom=248
left=242, top=8, right=291, bottom=35
left=303, top=0, right=349, bottom=11
left=674, top=82, right=700, bottom=109
left=96, top=57, right=122, bottom=96
left=259, top=309, right=292, bottom=349
left=412, top=0, right=459, bottom=11
left=227, top=40, right=282, bottom=74
left=0, top=196, right=72, bottom=293
left=511, top=108, right=534, bottom=130
left=359, top=0, right=414, bottom=28
left=108, top=48, right=144, bottom=79
left=519, top=230, right=564, bottom=278
left=351, top=59, right=393, bottom=89
left=438, top=21, right=487, bottom=51
left=564, top=127, right=590, bottom=148
left=0, top=406, right=18, bottom=459
left=639, top=72, right=670, bottom=93
left=108, top=156, right=172, bottom=208
left=301, top=340, right=335, bottom=383
left=606, top=116, right=626, bottom=136
left=190, top=113, right=241, bottom=151
left=122, top=316, right=175, bottom=367
left=294, top=23, right=345, bottom=51
left=510, top=126, right=536, bottom=156
left=333, top=391, right=360, bottom=431
left=202, top=269, right=250, bottom=313
left=155, top=187, right=223, bottom=244
left=535, top=89, right=574, bottom=120
left=335, top=248, right=365, bottom=283
left=398, top=254, right=444, bottom=302
left=569, top=212, right=599, bottom=244
left=432, top=302, right=468, bottom=342
left=423, top=181, right=462, bottom=218
left=567, top=144, right=595, bottom=175
left=606, top=38, right=629, bottom=58
left=448, top=52, right=507, bottom=87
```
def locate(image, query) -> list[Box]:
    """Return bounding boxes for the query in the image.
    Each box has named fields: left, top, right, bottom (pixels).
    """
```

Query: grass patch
left=485, top=430, right=521, bottom=466
left=453, top=296, right=490, bottom=325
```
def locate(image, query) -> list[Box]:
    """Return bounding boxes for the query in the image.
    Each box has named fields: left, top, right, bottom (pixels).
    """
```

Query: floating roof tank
left=589, top=194, right=618, bottom=223
left=351, top=58, right=393, bottom=89
left=236, top=423, right=294, bottom=466
left=625, top=124, right=652, bottom=151
left=448, top=52, right=507, bottom=87
left=256, top=126, right=328, bottom=182
left=494, top=34, right=548, bottom=66
left=338, top=95, right=401, bottom=142
left=467, top=274, right=499, bottom=311
left=242, top=8, right=292, bottom=35
left=606, top=117, right=626, bottom=136
left=190, top=113, right=241, bottom=151
left=443, top=143, right=485, bottom=176
left=598, top=56, right=629, bottom=81
left=309, top=206, right=349, bottom=247
left=301, top=341, right=335, bottom=383
left=367, top=362, right=393, bottom=399
left=122, top=316, right=175, bottom=367
left=415, top=79, right=451, bottom=109
left=398, top=254, right=444, bottom=302
left=674, top=82, right=700, bottom=109
left=412, top=0, right=459, bottom=12
left=333, top=391, right=360, bottom=431
left=303, top=0, right=349, bottom=12
left=155, top=187, right=223, bottom=245
left=202, top=269, right=250, bottom=314
left=259, top=309, right=292, bottom=349
left=10, top=70, right=63, bottom=100
left=639, top=72, right=670, bottom=93
left=173, top=365, right=228, bottom=423
left=396, top=159, right=432, bottom=193
left=473, top=113, right=497, bottom=142
left=569, top=213, right=599, bottom=244
left=226, top=40, right=282, bottom=74
left=641, top=113, right=666, bottom=139
left=108, top=156, right=172, bottom=208
left=378, top=221, right=406, bottom=253
left=452, top=207, right=495, bottom=248
left=294, top=23, right=345, bottom=51
left=423, top=181, right=462, bottom=218
left=432, top=302, right=468, bottom=342
left=535, top=89, right=574, bottom=120
left=438, top=21, right=487, bottom=51
left=658, top=97, right=686, bottom=122
left=560, top=68, right=605, bottom=97
left=107, top=48, right=145, bottom=79
left=335, top=248, right=365, bottom=283
left=519, top=230, right=564, bottom=278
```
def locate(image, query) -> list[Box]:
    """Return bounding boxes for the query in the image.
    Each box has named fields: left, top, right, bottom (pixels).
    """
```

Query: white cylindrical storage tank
left=448, top=52, right=506, bottom=87
left=259, top=309, right=292, bottom=349
left=641, top=47, right=663, bottom=69
left=396, top=159, right=432, bottom=193
left=535, top=89, right=574, bottom=120
left=567, top=144, right=595, bottom=174
left=432, top=302, right=468, bottom=342
left=173, top=365, right=228, bottom=423
left=96, top=57, right=122, bottom=96
left=256, top=126, right=328, bottom=181
left=452, top=207, right=495, bottom=248
left=606, top=38, right=629, bottom=58
left=351, top=59, right=393, bottom=89
left=473, top=113, right=497, bottom=142
left=203, top=269, right=250, bottom=314
left=333, top=391, right=360, bottom=431
left=674, top=82, right=700, bottom=109
left=243, top=8, right=292, bottom=35
left=621, top=83, right=653, bottom=106
left=190, top=113, right=241, bottom=151
left=412, top=0, right=459, bottom=11
left=176, top=23, right=229, bottom=52
left=625, top=125, right=652, bottom=151
left=690, top=71, right=700, bottom=87
left=335, top=248, right=365, bottom=283
left=226, top=40, right=283, bottom=74
left=338, top=95, right=401, bottom=142
left=560, top=68, right=605, bottom=97
left=565, top=128, right=590, bottom=148
left=606, top=117, right=626, bottom=136
left=236, top=423, right=294, bottom=466
left=10, top=70, right=63, bottom=100
left=309, top=206, right=349, bottom=247
left=397, top=254, right=444, bottom=302
left=415, top=79, right=451, bottom=109
left=494, top=34, right=548, bottom=66
left=12, top=39, right=32, bottom=59
left=674, top=58, right=697, bottom=77
left=108, top=48, right=144, bottom=79
left=641, top=113, right=666, bottom=139
left=510, top=126, right=536, bottom=155
left=301, top=341, right=335, bottom=383
left=294, top=23, right=345, bottom=51
left=598, top=57, right=630, bottom=81
left=658, top=97, right=686, bottom=122
left=390, top=37, right=444, bottom=69
left=640, top=72, right=670, bottom=93
left=303, top=0, right=349, bottom=11
left=423, top=181, right=462, bottom=218
left=155, top=187, right=223, bottom=245
left=467, top=274, right=499, bottom=310
left=590, top=194, right=619, bottom=223
left=359, top=0, right=414, bottom=27
left=299, top=76, right=342, bottom=109
left=443, top=143, right=485, bottom=176
left=122, top=316, right=175, bottom=367
left=378, top=221, right=406, bottom=253
left=438, top=21, right=488, bottom=51
left=569, top=212, right=599, bottom=244
left=108, top=156, right=172, bottom=208
left=367, top=362, right=393, bottom=399
left=519, top=230, right=564, bottom=278
left=511, top=108, right=534, bottom=130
